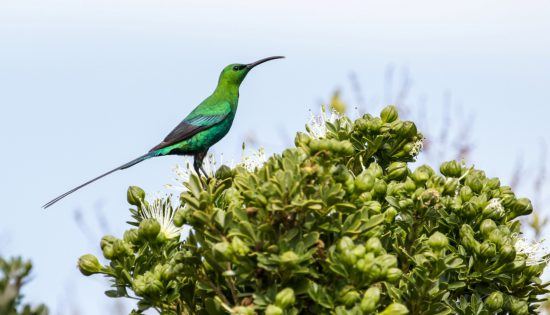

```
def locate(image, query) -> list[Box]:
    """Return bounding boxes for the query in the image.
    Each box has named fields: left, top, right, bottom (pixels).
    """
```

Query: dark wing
left=149, top=113, right=229, bottom=152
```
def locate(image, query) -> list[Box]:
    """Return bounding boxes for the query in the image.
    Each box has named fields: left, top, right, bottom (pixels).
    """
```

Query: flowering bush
left=79, top=106, right=548, bottom=314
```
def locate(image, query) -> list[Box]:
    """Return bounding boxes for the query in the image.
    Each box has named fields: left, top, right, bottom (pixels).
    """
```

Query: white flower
left=306, top=106, right=342, bottom=139
left=239, top=147, right=267, bottom=172
left=485, top=198, right=505, bottom=217
left=514, top=236, right=550, bottom=266
left=165, top=162, right=192, bottom=192
left=410, top=138, right=424, bottom=156
left=165, top=153, right=233, bottom=192
left=141, top=197, right=182, bottom=239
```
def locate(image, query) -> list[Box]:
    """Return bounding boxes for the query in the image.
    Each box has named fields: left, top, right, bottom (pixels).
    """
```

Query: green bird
left=43, top=56, right=284, bottom=208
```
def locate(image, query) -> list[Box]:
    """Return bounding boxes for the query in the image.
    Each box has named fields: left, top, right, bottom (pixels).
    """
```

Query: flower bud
left=139, top=219, right=160, bottom=240
left=231, top=237, right=250, bottom=256
left=173, top=208, right=188, bottom=227
left=465, top=175, right=484, bottom=193
left=373, top=179, right=388, bottom=197
left=280, top=251, right=300, bottom=266
left=366, top=117, right=383, bottom=132
left=459, top=224, right=475, bottom=238
left=113, top=239, right=132, bottom=257
left=355, top=171, right=375, bottom=192
left=123, top=228, right=139, bottom=244
left=215, top=164, right=234, bottom=180
left=485, top=291, right=504, bottom=310
left=102, top=245, right=115, bottom=259
left=100, top=236, right=117, bottom=259
left=77, top=254, right=102, bottom=276
left=275, top=288, right=295, bottom=308
left=294, top=132, right=311, bottom=147
left=386, top=267, right=403, bottom=282
left=488, top=229, right=505, bottom=247
left=390, top=121, right=404, bottom=136
left=342, top=249, right=358, bottom=265
left=460, top=225, right=480, bottom=254
left=401, top=121, right=417, bottom=138
left=386, top=162, right=408, bottom=180
left=132, top=272, right=163, bottom=297
left=512, top=198, right=533, bottom=216
left=380, top=105, right=399, bottom=123
left=459, top=186, right=473, bottom=202
left=232, top=306, right=255, bottom=315
left=351, top=245, right=366, bottom=258
left=480, top=241, right=497, bottom=258
left=127, top=186, right=145, bottom=206
left=403, top=178, right=416, bottom=193
left=360, top=287, right=380, bottom=312
left=420, top=188, right=440, bottom=207
left=486, top=177, right=500, bottom=189
left=385, top=206, right=398, bottom=223
left=368, top=162, right=384, bottom=178
left=364, top=201, right=382, bottom=214
left=440, top=160, right=462, bottom=177
left=265, top=305, right=283, bottom=315
left=364, top=262, right=382, bottom=280
left=338, top=289, right=361, bottom=307
left=340, top=140, right=354, bottom=155
left=365, top=237, right=384, bottom=255
left=443, top=178, right=459, bottom=195
left=499, top=244, right=516, bottom=263
left=509, top=299, right=528, bottom=315
left=337, top=237, right=355, bottom=252
left=411, top=168, right=430, bottom=184
left=377, top=254, right=398, bottom=269
left=480, top=219, right=497, bottom=238
left=100, top=235, right=117, bottom=250
left=428, top=232, right=448, bottom=250
left=379, top=302, right=409, bottom=315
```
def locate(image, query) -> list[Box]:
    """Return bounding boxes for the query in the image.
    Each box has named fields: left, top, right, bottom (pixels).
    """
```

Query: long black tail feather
left=42, top=153, right=151, bottom=209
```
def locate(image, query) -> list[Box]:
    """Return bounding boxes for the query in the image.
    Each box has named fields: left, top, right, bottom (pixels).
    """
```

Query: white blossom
left=306, top=107, right=342, bottom=139
left=238, top=147, right=267, bottom=172
left=141, top=197, right=182, bottom=239
left=410, top=138, right=424, bottom=156
left=485, top=198, right=505, bottom=217
left=165, top=162, right=192, bottom=192
left=165, top=153, right=233, bottom=192
left=514, top=236, right=550, bottom=266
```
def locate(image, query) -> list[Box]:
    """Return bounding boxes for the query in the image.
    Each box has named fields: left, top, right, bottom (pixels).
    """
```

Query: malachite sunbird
left=43, top=56, right=284, bottom=208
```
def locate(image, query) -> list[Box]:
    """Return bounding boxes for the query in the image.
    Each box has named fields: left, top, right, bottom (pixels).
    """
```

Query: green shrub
left=79, top=106, right=548, bottom=314
left=0, top=257, right=48, bottom=315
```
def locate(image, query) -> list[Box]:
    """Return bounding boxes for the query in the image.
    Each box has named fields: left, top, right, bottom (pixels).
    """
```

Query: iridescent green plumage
left=43, top=56, right=284, bottom=208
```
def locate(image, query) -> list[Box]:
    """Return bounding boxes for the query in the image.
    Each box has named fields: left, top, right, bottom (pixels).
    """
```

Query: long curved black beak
left=246, top=56, right=285, bottom=70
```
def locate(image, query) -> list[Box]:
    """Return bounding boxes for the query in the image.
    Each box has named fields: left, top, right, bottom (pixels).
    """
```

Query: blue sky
left=1, top=0, right=550, bottom=313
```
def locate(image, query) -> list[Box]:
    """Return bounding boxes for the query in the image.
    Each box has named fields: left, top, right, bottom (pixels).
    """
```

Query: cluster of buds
left=335, top=237, right=402, bottom=285
left=132, top=264, right=178, bottom=297
left=297, top=135, right=355, bottom=157
left=353, top=105, right=424, bottom=161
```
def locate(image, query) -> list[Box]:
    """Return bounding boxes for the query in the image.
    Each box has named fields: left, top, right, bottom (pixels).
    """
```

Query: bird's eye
left=233, top=66, right=239, bottom=71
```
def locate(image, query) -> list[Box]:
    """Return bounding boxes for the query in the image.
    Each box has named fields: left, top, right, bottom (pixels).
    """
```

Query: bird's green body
left=152, top=92, right=238, bottom=157
left=43, top=56, right=284, bottom=208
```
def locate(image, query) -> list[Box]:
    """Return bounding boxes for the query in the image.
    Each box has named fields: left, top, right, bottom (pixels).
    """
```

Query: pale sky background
left=1, top=0, right=550, bottom=314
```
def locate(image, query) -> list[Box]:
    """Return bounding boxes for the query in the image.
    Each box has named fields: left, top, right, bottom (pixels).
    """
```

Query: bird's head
left=218, top=56, right=284, bottom=87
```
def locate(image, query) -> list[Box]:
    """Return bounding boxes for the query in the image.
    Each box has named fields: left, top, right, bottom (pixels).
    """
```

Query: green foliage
left=80, top=106, right=549, bottom=314
left=0, top=257, right=48, bottom=315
